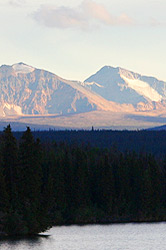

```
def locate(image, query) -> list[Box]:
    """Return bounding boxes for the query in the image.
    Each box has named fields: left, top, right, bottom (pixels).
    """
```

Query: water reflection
left=1, top=223, right=166, bottom=250
left=0, top=234, right=50, bottom=250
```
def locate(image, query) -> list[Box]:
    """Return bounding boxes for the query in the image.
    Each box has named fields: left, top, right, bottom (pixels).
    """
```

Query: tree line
left=12, top=129, right=166, bottom=158
left=0, top=125, right=166, bottom=235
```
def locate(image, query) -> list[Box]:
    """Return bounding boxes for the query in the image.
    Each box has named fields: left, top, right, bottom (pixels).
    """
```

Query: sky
left=0, top=0, right=166, bottom=81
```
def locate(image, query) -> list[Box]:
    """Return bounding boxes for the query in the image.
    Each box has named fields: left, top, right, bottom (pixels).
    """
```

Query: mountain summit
left=0, top=63, right=165, bottom=118
left=0, top=63, right=128, bottom=117
left=84, top=66, right=166, bottom=111
left=12, top=62, right=35, bottom=75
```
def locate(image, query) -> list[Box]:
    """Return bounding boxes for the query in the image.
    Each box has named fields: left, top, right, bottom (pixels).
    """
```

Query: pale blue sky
left=0, top=0, right=166, bottom=81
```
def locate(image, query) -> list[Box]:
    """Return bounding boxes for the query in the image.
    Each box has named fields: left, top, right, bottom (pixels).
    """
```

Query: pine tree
left=1, top=124, right=18, bottom=209
left=19, top=127, right=49, bottom=234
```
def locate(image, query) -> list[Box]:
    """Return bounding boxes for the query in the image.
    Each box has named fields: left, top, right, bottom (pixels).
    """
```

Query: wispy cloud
left=33, top=0, right=133, bottom=30
left=149, top=17, right=165, bottom=27
left=81, top=0, right=132, bottom=25
left=34, top=5, right=87, bottom=29
left=8, top=0, right=26, bottom=7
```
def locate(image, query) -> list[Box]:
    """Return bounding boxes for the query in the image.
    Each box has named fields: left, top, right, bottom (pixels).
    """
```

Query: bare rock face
left=0, top=63, right=125, bottom=117
left=1, top=63, right=165, bottom=117
left=84, top=66, right=166, bottom=111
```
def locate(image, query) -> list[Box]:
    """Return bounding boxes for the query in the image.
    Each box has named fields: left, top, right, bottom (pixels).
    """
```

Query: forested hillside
left=0, top=126, right=166, bottom=236
left=12, top=129, right=166, bottom=158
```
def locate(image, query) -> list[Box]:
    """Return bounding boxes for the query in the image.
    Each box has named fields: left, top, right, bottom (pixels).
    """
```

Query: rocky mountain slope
left=84, top=66, right=166, bottom=111
left=0, top=63, right=166, bottom=119
left=0, top=63, right=132, bottom=117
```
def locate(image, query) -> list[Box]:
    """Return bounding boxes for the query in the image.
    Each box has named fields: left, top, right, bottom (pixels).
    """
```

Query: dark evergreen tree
left=19, top=127, right=49, bottom=234
left=1, top=124, right=19, bottom=209
left=0, top=126, right=166, bottom=234
left=0, top=167, right=9, bottom=212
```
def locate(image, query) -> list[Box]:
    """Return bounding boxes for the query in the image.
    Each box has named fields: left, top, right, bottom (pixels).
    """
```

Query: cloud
left=34, top=5, right=87, bottom=29
left=81, top=0, right=114, bottom=25
left=117, top=13, right=133, bottom=25
left=149, top=17, right=163, bottom=27
left=33, top=0, right=133, bottom=30
left=8, top=0, right=26, bottom=7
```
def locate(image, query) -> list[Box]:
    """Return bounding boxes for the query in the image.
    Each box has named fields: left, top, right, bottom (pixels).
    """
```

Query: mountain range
left=0, top=62, right=166, bottom=130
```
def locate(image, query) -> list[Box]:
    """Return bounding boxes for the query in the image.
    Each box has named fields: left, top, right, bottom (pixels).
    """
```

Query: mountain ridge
left=84, top=65, right=166, bottom=111
left=0, top=62, right=166, bottom=130
left=0, top=63, right=134, bottom=117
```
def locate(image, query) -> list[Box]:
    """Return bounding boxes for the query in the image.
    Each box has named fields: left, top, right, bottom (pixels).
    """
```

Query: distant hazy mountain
left=147, top=125, right=166, bottom=131
left=0, top=63, right=129, bottom=117
left=84, top=66, right=166, bottom=111
left=1, top=63, right=166, bottom=122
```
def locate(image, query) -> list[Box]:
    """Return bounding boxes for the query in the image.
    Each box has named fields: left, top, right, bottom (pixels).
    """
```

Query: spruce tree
left=1, top=124, right=18, bottom=209
left=19, top=127, right=49, bottom=234
left=0, top=167, right=9, bottom=213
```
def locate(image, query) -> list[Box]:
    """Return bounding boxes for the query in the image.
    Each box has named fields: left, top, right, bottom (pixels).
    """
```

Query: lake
left=1, top=223, right=166, bottom=250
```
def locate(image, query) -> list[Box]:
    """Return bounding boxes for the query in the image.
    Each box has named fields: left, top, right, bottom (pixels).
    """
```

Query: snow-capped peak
left=12, top=62, right=35, bottom=75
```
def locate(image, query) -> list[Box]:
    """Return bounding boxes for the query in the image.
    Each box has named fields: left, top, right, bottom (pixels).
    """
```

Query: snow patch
left=121, top=74, right=162, bottom=102
left=83, top=81, right=104, bottom=88
left=3, top=103, right=22, bottom=116
left=12, top=63, right=35, bottom=75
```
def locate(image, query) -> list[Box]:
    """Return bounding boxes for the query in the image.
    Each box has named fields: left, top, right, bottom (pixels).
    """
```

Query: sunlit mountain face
left=0, top=63, right=135, bottom=117
left=1, top=62, right=166, bottom=130
left=84, top=65, right=166, bottom=111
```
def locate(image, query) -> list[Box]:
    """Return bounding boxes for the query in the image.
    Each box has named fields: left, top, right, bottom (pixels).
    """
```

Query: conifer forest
left=0, top=125, right=166, bottom=235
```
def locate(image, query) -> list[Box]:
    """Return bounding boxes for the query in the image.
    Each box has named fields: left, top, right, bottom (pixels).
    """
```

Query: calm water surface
left=1, top=223, right=166, bottom=250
